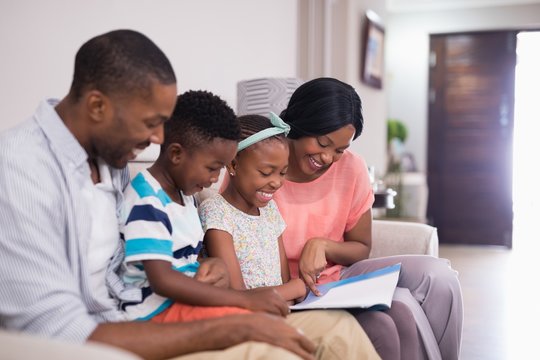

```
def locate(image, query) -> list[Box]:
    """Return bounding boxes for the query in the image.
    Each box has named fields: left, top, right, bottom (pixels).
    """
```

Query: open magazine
left=290, top=263, right=401, bottom=310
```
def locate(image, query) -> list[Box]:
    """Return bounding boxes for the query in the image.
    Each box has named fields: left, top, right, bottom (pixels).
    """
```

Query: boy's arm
left=89, top=313, right=316, bottom=360
left=143, top=259, right=289, bottom=316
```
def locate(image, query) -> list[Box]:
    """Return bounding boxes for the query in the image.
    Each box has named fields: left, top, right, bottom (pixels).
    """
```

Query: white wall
left=298, top=0, right=389, bottom=176
left=0, top=0, right=297, bottom=132
left=344, top=0, right=388, bottom=178
left=386, top=3, right=540, bottom=172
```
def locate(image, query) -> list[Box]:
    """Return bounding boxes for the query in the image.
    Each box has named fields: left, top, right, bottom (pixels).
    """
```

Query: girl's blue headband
left=237, top=112, right=290, bottom=151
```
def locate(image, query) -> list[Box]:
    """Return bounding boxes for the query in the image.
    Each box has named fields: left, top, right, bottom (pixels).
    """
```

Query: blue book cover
left=290, top=263, right=401, bottom=310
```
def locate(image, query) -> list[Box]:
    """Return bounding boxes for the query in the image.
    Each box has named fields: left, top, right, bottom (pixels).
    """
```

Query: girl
left=199, top=113, right=307, bottom=303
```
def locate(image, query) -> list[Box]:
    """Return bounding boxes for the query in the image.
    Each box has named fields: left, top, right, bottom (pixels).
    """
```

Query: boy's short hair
left=70, top=29, right=176, bottom=101
left=163, top=90, right=240, bottom=150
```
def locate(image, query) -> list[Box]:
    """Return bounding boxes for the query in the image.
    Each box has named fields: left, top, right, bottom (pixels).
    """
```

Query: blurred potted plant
left=385, top=118, right=408, bottom=217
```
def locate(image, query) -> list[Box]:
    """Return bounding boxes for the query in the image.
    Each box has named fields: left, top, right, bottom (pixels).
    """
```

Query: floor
left=439, top=237, right=539, bottom=359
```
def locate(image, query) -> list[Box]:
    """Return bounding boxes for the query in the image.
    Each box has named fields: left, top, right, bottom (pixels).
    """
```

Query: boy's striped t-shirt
left=120, top=170, right=203, bottom=320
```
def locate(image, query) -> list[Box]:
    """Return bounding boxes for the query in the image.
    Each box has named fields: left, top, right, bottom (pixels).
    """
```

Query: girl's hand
left=298, top=238, right=327, bottom=296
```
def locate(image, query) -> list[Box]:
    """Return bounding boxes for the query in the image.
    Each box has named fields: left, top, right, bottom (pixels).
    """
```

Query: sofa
left=0, top=330, right=141, bottom=360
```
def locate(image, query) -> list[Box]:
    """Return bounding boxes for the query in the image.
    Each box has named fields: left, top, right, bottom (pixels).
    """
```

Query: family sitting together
left=0, top=29, right=463, bottom=360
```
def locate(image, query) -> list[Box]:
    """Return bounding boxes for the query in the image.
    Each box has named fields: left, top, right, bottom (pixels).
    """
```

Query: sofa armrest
left=0, top=330, right=141, bottom=360
left=370, top=220, right=439, bottom=258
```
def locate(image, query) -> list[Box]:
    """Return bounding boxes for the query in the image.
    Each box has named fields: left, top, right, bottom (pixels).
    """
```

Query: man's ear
left=167, top=143, right=185, bottom=165
left=86, top=90, right=108, bottom=123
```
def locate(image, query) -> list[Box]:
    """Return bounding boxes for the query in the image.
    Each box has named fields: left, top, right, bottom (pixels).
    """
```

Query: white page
left=290, top=263, right=400, bottom=310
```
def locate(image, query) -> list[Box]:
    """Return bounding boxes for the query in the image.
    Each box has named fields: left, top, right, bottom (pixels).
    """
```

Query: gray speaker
left=237, top=77, right=304, bottom=116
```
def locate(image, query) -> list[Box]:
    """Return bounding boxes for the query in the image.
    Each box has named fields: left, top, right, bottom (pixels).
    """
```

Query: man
left=0, top=30, right=378, bottom=360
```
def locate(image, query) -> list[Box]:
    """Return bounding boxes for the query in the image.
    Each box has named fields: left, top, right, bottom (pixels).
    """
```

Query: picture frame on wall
left=361, top=10, right=384, bottom=89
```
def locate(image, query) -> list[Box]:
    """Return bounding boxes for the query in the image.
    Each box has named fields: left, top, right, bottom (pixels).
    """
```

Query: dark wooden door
left=427, top=31, right=516, bottom=247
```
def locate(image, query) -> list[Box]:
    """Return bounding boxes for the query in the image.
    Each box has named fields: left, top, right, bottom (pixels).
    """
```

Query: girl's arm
left=203, top=229, right=247, bottom=290
left=142, top=258, right=289, bottom=316
left=205, top=230, right=306, bottom=302
left=298, top=209, right=372, bottom=295
left=276, top=236, right=307, bottom=303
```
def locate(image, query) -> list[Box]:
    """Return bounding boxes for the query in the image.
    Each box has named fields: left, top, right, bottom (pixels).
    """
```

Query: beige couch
left=0, top=330, right=141, bottom=360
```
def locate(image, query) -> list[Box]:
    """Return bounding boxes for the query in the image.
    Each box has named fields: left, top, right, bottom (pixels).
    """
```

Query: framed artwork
left=361, top=10, right=385, bottom=89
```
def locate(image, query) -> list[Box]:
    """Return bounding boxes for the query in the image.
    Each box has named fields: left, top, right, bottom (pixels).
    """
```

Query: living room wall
left=297, top=0, right=389, bottom=177
left=386, top=3, right=540, bottom=172
left=0, top=0, right=297, bottom=132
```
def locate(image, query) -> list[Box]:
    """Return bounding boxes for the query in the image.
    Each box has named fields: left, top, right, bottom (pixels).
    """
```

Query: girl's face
left=288, top=124, right=355, bottom=182
left=174, top=138, right=238, bottom=196
left=228, top=138, right=289, bottom=214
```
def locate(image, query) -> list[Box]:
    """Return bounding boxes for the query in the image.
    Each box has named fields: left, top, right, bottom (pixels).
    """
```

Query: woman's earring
left=229, top=171, right=235, bottom=176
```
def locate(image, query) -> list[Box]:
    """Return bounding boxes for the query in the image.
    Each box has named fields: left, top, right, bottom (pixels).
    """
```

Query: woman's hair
left=280, top=77, right=364, bottom=140
left=237, top=114, right=287, bottom=149
left=163, top=90, right=240, bottom=150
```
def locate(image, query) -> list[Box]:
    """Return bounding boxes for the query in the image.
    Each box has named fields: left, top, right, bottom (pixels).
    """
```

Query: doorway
left=427, top=31, right=516, bottom=247
left=513, top=31, right=540, bottom=253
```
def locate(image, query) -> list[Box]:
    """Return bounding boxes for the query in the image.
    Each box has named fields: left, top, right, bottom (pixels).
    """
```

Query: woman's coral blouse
left=274, top=150, right=374, bottom=283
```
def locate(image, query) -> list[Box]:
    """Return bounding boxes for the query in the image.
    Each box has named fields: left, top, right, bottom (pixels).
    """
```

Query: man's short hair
left=163, top=90, right=240, bottom=151
left=70, top=29, right=176, bottom=100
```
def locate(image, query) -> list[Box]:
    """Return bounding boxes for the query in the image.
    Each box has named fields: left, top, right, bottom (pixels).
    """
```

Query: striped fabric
left=119, top=170, right=203, bottom=321
left=236, top=77, right=304, bottom=116
left=0, top=99, right=129, bottom=343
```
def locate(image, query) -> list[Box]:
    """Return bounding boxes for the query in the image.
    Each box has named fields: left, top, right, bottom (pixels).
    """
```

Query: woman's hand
left=194, top=257, right=230, bottom=288
left=298, top=238, right=327, bottom=296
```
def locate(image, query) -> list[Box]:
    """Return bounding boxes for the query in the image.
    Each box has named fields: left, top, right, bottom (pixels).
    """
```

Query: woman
left=274, top=77, right=463, bottom=360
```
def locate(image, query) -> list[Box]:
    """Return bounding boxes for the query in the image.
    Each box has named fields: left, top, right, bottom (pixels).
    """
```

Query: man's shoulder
left=0, top=119, right=55, bottom=168
left=0, top=118, right=43, bottom=150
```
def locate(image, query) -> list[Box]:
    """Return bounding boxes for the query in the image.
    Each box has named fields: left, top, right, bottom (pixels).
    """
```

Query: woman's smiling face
left=288, top=124, right=355, bottom=182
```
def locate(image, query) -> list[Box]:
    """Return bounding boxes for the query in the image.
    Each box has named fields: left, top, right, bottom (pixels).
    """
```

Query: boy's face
left=229, top=138, right=289, bottom=211
left=174, top=138, right=238, bottom=196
